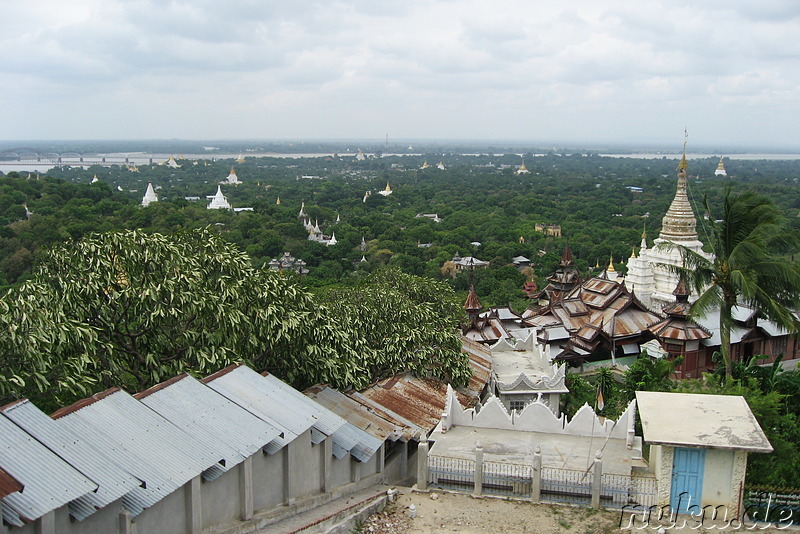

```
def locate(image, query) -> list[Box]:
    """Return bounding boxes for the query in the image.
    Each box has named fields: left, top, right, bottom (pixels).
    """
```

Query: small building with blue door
left=636, top=391, right=773, bottom=517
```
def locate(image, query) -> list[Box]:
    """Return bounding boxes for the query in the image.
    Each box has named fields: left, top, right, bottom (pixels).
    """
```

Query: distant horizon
left=2, top=138, right=800, bottom=155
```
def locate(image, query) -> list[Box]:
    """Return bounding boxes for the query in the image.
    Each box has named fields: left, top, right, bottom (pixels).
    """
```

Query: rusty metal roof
left=0, top=468, right=22, bottom=499
left=649, top=316, right=711, bottom=342
left=304, top=385, right=399, bottom=442
left=461, top=338, right=492, bottom=396
left=347, top=375, right=470, bottom=441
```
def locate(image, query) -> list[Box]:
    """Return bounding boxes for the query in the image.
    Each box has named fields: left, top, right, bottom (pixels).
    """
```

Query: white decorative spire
left=659, top=130, right=699, bottom=243
left=142, top=182, right=158, bottom=207
left=223, top=167, right=241, bottom=185
left=208, top=185, right=231, bottom=210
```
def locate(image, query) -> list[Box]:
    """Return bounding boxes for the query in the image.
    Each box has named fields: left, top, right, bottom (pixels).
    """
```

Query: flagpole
left=587, top=383, right=604, bottom=470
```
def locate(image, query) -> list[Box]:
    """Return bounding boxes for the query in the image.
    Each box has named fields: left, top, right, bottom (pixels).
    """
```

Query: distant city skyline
left=2, top=1, right=799, bottom=148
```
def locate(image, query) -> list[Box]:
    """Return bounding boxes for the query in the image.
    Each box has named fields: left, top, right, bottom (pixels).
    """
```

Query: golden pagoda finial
left=276, top=196, right=281, bottom=205
left=641, top=222, right=647, bottom=240
left=631, top=247, right=637, bottom=259
left=607, top=257, right=616, bottom=273
left=678, top=128, right=688, bottom=173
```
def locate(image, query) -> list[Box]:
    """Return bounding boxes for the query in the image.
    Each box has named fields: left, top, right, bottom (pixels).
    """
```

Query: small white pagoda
left=207, top=186, right=232, bottom=210
left=141, top=182, right=158, bottom=207
left=377, top=182, right=393, bottom=196
left=223, top=167, right=241, bottom=185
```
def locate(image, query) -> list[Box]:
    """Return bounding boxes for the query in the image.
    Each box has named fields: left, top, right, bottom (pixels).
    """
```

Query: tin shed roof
left=2, top=399, right=142, bottom=520
left=348, top=375, right=466, bottom=441
left=203, top=365, right=309, bottom=452
left=0, top=415, right=97, bottom=525
left=135, top=374, right=283, bottom=474
left=50, top=388, right=223, bottom=516
left=304, top=385, right=399, bottom=442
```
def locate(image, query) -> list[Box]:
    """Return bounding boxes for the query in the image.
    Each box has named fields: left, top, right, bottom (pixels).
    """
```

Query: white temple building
left=141, top=182, right=158, bottom=207
left=207, top=186, right=232, bottom=210
left=625, top=145, right=714, bottom=310
left=222, top=167, right=241, bottom=185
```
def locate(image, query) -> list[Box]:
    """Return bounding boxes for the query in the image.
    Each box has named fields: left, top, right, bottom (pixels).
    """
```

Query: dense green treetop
left=2, top=154, right=799, bottom=312
left=0, top=229, right=468, bottom=410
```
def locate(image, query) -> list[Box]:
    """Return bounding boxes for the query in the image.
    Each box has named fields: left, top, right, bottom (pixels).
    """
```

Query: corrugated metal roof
left=51, top=388, right=223, bottom=516
left=2, top=399, right=142, bottom=521
left=348, top=375, right=468, bottom=441
left=304, top=385, right=399, bottom=442
left=206, top=366, right=376, bottom=460
left=648, top=316, right=711, bottom=342
left=203, top=365, right=308, bottom=450
left=0, top=415, right=97, bottom=523
left=331, top=423, right=383, bottom=463
left=2, top=501, right=24, bottom=528
left=0, top=467, right=23, bottom=499
left=260, top=371, right=382, bottom=460
left=136, top=374, right=283, bottom=474
left=461, top=339, right=492, bottom=397
left=260, top=372, right=348, bottom=438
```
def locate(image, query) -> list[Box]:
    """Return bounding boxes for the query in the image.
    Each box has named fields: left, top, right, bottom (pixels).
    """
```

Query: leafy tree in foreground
left=0, top=228, right=363, bottom=408
left=318, top=268, right=471, bottom=387
left=670, top=189, right=800, bottom=382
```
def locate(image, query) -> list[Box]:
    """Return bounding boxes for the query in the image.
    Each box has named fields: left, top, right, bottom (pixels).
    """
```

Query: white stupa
left=714, top=157, right=727, bottom=176
left=377, top=182, right=393, bottom=196
left=207, top=186, right=232, bottom=210
left=141, top=182, right=158, bottom=207
left=625, top=138, right=714, bottom=309
left=223, top=167, right=241, bottom=185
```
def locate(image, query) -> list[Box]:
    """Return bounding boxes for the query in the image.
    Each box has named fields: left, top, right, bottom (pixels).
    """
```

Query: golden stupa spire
left=607, top=257, right=616, bottom=273
left=678, top=128, right=688, bottom=174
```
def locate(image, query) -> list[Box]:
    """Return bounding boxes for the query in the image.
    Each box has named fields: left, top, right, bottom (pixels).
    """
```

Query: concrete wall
left=5, top=435, right=386, bottom=534
left=701, top=448, right=734, bottom=508
left=64, top=501, right=125, bottom=534
left=330, top=453, right=353, bottom=488
left=132, top=484, right=188, bottom=534
left=253, top=449, right=285, bottom=511
left=443, top=386, right=634, bottom=439
left=292, top=430, right=323, bottom=499
left=202, top=466, right=242, bottom=529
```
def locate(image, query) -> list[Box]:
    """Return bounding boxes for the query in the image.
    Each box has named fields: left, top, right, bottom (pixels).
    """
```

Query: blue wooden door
left=671, top=447, right=705, bottom=513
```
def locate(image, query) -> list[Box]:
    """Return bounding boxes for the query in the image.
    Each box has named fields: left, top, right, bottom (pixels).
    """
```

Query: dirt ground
left=358, top=488, right=792, bottom=534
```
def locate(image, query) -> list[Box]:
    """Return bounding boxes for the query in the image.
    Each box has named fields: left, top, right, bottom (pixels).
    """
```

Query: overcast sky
left=3, top=0, right=799, bottom=148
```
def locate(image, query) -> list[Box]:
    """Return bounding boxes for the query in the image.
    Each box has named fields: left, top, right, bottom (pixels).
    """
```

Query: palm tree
left=669, top=188, right=800, bottom=382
